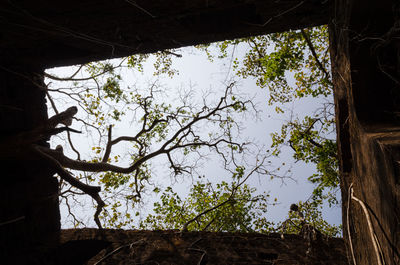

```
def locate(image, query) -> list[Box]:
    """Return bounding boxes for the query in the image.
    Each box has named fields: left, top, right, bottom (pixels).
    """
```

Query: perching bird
left=55, top=145, right=63, bottom=153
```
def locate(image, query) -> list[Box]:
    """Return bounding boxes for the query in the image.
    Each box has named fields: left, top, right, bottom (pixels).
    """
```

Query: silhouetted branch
left=33, top=144, right=105, bottom=229
left=300, top=29, right=332, bottom=85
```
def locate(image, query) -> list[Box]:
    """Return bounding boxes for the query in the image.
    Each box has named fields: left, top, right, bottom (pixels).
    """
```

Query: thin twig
left=67, top=130, right=81, bottom=160
left=124, top=0, right=156, bottom=18
left=0, top=216, right=25, bottom=227
left=182, top=199, right=233, bottom=231
left=245, top=1, right=304, bottom=27
left=46, top=90, right=59, bottom=114
left=187, top=248, right=207, bottom=265
left=43, top=63, right=118, bottom=82
left=181, top=158, right=266, bottom=231
left=164, top=50, right=182, bottom=58
left=94, top=240, right=144, bottom=265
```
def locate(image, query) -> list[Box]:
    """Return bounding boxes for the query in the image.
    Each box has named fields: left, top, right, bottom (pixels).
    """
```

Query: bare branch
left=93, top=240, right=145, bottom=265
left=124, top=0, right=155, bottom=18
left=44, top=65, right=115, bottom=82
left=37, top=82, right=253, bottom=227
left=67, top=130, right=81, bottom=160
left=40, top=145, right=165, bottom=174
left=46, top=89, right=59, bottom=114
left=102, top=125, right=113, bottom=163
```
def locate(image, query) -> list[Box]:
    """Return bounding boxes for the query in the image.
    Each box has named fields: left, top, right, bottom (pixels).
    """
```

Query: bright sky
left=46, top=43, right=342, bottom=230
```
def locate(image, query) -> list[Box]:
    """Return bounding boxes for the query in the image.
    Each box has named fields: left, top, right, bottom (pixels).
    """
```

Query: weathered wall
left=0, top=66, right=60, bottom=264
left=330, top=0, right=400, bottom=264
left=0, top=0, right=330, bottom=68
left=60, top=229, right=348, bottom=265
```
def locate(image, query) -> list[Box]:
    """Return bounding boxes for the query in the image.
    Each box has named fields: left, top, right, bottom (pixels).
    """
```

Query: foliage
left=44, top=25, right=341, bottom=234
left=46, top=57, right=259, bottom=228
left=139, top=177, right=341, bottom=237
left=197, top=25, right=339, bottom=206
left=274, top=201, right=341, bottom=237
left=270, top=116, right=339, bottom=206
left=139, top=179, right=270, bottom=232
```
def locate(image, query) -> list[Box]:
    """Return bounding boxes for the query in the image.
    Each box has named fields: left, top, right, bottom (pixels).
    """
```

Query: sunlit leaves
left=138, top=177, right=340, bottom=237
left=198, top=25, right=339, bottom=209
left=100, top=201, right=133, bottom=229
left=140, top=180, right=271, bottom=232
left=270, top=116, right=339, bottom=205
left=127, top=54, right=149, bottom=72
left=103, top=77, right=122, bottom=101
left=199, top=25, right=331, bottom=107
left=99, top=171, right=129, bottom=189
left=276, top=201, right=341, bottom=237
left=127, top=49, right=179, bottom=77
left=232, top=166, right=245, bottom=179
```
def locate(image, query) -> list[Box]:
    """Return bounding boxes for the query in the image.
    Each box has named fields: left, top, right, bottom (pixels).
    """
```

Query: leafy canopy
left=46, top=25, right=340, bottom=235
left=197, top=25, right=338, bottom=207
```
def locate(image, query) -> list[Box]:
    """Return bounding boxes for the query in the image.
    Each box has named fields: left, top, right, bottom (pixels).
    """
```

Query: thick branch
left=102, top=125, right=113, bottom=163
left=289, top=119, right=322, bottom=149
left=41, top=146, right=165, bottom=174
left=43, top=85, right=245, bottom=175
left=33, top=145, right=105, bottom=228
left=101, top=106, right=169, bottom=162
left=42, top=138, right=236, bottom=175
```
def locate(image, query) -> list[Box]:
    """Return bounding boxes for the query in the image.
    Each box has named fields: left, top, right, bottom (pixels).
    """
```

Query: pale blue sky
left=47, top=43, right=342, bottom=229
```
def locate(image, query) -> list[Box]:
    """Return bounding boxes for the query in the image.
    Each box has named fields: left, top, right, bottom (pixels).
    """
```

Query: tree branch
left=32, top=144, right=105, bottom=229
left=102, top=125, right=113, bottom=163
left=300, top=29, right=332, bottom=85
left=181, top=160, right=265, bottom=232
left=182, top=198, right=233, bottom=232
left=20, top=82, right=251, bottom=228
left=44, top=64, right=115, bottom=82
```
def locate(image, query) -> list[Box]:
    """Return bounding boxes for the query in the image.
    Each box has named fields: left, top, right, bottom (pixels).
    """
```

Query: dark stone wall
left=60, top=229, right=348, bottom=265
left=0, top=66, right=60, bottom=264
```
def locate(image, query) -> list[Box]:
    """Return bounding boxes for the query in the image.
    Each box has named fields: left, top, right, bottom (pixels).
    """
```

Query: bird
left=55, top=145, right=63, bottom=153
